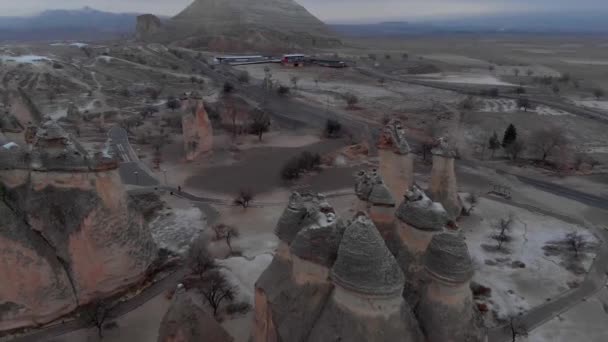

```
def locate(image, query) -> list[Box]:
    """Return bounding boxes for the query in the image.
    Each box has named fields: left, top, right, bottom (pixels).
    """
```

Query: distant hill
left=138, top=0, right=342, bottom=51
left=0, top=7, right=152, bottom=42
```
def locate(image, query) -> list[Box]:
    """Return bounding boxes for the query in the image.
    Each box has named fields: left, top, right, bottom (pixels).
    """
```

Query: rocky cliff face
left=0, top=119, right=158, bottom=331
left=139, top=0, right=341, bottom=50
left=181, top=92, right=213, bottom=161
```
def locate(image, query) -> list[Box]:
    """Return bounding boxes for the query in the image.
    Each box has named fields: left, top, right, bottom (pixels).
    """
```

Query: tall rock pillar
left=377, top=119, right=414, bottom=200
left=393, top=186, right=448, bottom=304
left=181, top=91, right=213, bottom=161
left=418, top=233, right=484, bottom=342
left=430, top=137, right=462, bottom=220
left=354, top=169, right=396, bottom=239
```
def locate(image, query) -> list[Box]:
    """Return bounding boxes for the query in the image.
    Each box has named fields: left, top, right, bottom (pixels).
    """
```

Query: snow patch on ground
left=416, top=73, right=517, bottom=86
left=479, top=99, right=572, bottom=116
left=574, top=100, right=608, bottom=111
left=562, top=59, right=608, bottom=66
left=0, top=54, right=50, bottom=63
left=421, top=54, right=488, bottom=66
left=462, top=198, right=597, bottom=325
left=219, top=254, right=273, bottom=304
left=149, top=207, right=207, bottom=255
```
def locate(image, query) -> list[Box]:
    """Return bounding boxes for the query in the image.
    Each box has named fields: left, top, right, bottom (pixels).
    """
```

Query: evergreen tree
left=502, top=124, right=517, bottom=148
left=488, top=131, right=501, bottom=158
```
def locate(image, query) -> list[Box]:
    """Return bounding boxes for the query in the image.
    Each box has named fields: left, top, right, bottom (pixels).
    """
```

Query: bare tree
left=516, top=97, right=532, bottom=112
left=505, top=140, right=526, bottom=161
left=234, top=189, right=254, bottom=209
left=83, top=300, right=111, bottom=339
left=166, top=96, right=180, bottom=111
left=565, top=232, right=587, bottom=258
left=249, top=110, right=270, bottom=141
left=513, top=68, right=520, bottom=77
left=198, top=271, right=237, bottom=316
left=506, top=315, right=528, bottom=342
left=526, top=69, right=534, bottom=77
left=225, top=226, right=240, bottom=254
left=211, top=223, right=231, bottom=241
left=530, top=128, right=568, bottom=162
left=344, top=93, right=359, bottom=109
left=463, top=193, right=480, bottom=216
left=290, top=75, right=299, bottom=89
left=488, top=131, right=501, bottom=158
left=187, top=236, right=216, bottom=280
left=493, top=214, right=514, bottom=250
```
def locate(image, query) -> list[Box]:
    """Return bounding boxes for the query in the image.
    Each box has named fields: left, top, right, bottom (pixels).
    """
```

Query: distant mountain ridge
left=331, top=11, right=608, bottom=36
left=0, top=7, right=168, bottom=41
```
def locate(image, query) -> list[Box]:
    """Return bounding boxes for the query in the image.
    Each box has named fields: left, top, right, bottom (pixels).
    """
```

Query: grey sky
left=0, top=0, right=606, bottom=22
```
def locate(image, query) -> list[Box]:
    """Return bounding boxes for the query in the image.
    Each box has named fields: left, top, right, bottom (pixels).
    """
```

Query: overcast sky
left=0, top=0, right=606, bottom=22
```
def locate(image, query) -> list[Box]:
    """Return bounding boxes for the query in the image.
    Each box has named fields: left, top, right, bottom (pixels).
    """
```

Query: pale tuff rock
left=158, top=289, right=233, bottom=342
left=418, top=233, right=483, bottom=342
left=331, top=214, right=404, bottom=297
left=429, top=137, right=462, bottom=219
left=396, top=186, right=449, bottom=231
left=0, top=120, right=157, bottom=331
left=181, top=92, right=213, bottom=161
left=377, top=119, right=414, bottom=199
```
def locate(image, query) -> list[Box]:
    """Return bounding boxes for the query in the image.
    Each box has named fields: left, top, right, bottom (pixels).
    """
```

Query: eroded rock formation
left=393, top=186, right=448, bottom=304
left=158, top=288, right=233, bottom=342
left=181, top=92, right=213, bottom=161
left=430, top=137, right=462, bottom=220
left=377, top=119, right=414, bottom=200
left=0, top=119, right=158, bottom=331
left=253, top=192, right=422, bottom=342
left=355, top=169, right=396, bottom=238
left=418, top=233, right=483, bottom=342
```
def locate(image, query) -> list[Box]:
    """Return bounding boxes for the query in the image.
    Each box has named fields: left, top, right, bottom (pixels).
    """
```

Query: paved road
left=7, top=267, right=188, bottom=342
left=108, top=126, right=159, bottom=187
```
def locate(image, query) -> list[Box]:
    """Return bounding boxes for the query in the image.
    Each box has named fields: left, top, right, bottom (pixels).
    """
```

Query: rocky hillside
left=137, top=0, right=341, bottom=51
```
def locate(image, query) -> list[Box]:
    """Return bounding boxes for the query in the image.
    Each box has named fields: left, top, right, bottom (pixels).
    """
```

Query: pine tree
left=502, top=124, right=517, bottom=148
left=488, top=131, right=501, bottom=158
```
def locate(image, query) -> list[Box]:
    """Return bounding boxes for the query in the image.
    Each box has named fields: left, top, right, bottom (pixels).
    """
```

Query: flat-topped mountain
left=137, top=0, right=341, bottom=51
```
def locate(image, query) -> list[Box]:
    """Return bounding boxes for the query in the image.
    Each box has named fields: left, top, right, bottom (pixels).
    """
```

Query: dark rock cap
left=331, top=213, right=405, bottom=297
left=355, top=170, right=396, bottom=207
left=431, top=137, right=456, bottom=158
left=379, top=119, right=410, bottom=155
left=425, top=233, right=474, bottom=283
left=275, top=192, right=333, bottom=244
left=290, top=214, right=346, bottom=267
left=395, top=186, right=448, bottom=231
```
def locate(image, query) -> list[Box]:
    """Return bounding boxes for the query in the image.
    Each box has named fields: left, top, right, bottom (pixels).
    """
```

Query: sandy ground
left=462, top=197, right=598, bottom=325
left=526, top=287, right=608, bottom=342
left=48, top=293, right=171, bottom=342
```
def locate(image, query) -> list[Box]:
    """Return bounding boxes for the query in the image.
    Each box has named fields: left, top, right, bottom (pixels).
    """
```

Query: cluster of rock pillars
left=161, top=120, right=483, bottom=342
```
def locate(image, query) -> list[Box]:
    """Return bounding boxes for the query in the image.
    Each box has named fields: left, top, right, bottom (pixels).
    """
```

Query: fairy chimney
left=354, top=169, right=396, bottom=238
left=430, top=137, right=462, bottom=220
left=377, top=119, right=414, bottom=200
